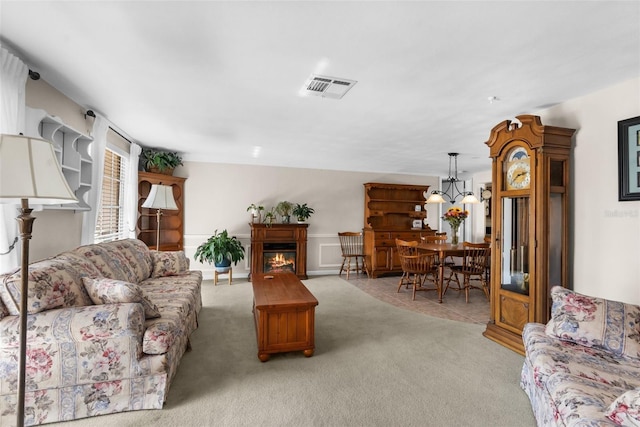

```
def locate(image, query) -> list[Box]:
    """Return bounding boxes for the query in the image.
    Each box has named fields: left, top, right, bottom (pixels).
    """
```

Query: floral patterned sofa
left=0, top=239, right=202, bottom=426
left=521, top=286, right=640, bottom=426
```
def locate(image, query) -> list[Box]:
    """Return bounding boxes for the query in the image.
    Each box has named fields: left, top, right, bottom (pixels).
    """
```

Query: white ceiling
left=1, top=1, right=639, bottom=177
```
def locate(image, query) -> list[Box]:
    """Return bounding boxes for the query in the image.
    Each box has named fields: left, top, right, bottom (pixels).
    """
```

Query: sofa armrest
left=0, top=303, right=145, bottom=349
left=0, top=303, right=147, bottom=391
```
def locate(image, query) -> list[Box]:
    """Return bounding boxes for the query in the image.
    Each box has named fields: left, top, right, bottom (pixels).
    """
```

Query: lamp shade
left=0, top=134, right=77, bottom=204
left=425, top=192, right=446, bottom=204
left=460, top=193, right=480, bottom=204
left=142, top=184, right=178, bottom=210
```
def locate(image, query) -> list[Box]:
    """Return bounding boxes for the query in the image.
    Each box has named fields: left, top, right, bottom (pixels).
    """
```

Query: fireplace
left=250, top=223, right=308, bottom=280
left=263, top=243, right=296, bottom=273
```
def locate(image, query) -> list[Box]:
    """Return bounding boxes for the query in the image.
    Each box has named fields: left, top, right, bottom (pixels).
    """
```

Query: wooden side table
left=214, top=268, right=232, bottom=285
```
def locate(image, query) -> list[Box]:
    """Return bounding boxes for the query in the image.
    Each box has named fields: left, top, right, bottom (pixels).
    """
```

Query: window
left=94, top=148, right=127, bottom=243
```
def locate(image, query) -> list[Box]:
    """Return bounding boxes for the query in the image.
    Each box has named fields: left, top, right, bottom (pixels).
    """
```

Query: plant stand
left=214, top=268, right=232, bottom=285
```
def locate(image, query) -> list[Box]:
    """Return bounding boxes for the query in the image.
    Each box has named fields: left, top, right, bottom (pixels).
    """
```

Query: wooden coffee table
left=251, top=272, right=318, bottom=362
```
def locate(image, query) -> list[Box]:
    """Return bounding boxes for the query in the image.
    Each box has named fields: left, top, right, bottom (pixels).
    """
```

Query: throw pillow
left=150, top=251, right=189, bottom=278
left=545, top=286, right=640, bottom=359
left=605, top=387, right=640, bottom=426
left=82, top=277, right=161, bottom=319
left=1, top=264, right=66, bottom=315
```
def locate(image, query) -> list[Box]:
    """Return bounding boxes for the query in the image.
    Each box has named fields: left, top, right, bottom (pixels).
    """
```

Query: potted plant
left=142, top=148, right=183, bottom=175
left=275, top=201, right=294, bottom=223
left=292, top=203, right=315, bottom=223
left=247, top=203, right=265, bottom=223
left=193, top=229, right=245, bottom=273
left=263, top=208, right=277, bottom=227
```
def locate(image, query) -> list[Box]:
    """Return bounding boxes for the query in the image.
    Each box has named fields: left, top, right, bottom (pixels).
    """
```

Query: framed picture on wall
left=618, top=116, right=640, bottom=201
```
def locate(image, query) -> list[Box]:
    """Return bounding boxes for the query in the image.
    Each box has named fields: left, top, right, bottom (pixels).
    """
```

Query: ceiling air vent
left=302, top=74, right=357, bottom=100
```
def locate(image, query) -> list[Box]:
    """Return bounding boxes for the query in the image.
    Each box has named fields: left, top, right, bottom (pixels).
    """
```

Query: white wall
left=180, top=161, right=439, bottom=278
left=536, top=77, right=640, bottom=304
left=471, top=77, right=640, bottom=304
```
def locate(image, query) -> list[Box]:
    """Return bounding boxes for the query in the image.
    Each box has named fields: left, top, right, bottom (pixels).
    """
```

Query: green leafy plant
left=193, top=229, right=245, bottom=266
left=275, top=201, right=294, bottom=223
left=142, top=148, right=183, bottom=173
left=292, top=203, right=315, bottom=222
left=247, top=203, right=265, bottom=222
left=246, top=203, right=264, bottom=213
left=263, top=208, right=277, bottom=227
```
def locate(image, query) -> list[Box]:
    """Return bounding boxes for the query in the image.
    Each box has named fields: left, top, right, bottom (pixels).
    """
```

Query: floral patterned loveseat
left=0, top=239, right=202, bottom=426
left=521, top=286, right=640, bottom=426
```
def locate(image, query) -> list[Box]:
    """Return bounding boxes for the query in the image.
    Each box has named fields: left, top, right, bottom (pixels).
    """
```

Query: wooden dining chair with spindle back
left=395, top=238, right=439, bottom=300
left=338, top=232, right=368, bottom=279
left=444, top=241, right=491, bottom=303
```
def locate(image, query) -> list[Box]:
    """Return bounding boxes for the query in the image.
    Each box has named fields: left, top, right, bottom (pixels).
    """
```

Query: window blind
left=94, top=148, right=127, bottom=243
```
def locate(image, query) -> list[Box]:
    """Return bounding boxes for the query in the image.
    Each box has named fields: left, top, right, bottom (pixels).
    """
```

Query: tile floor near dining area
left=345, top=274, right=490, bottom=325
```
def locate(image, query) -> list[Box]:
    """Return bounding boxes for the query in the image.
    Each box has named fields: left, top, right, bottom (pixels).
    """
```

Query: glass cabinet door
left=500, top=196, right=530, bottom=295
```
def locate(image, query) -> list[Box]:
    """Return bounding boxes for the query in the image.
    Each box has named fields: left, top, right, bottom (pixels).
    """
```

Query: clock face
left=506, top=160, right=531, bottom=190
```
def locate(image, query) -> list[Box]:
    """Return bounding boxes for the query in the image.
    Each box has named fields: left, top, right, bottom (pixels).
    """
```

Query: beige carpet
left=57, top=275, right=535, bottom=427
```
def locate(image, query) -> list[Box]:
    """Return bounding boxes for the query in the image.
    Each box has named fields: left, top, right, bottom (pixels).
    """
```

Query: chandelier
left=425, top=153, right=479, bottom=204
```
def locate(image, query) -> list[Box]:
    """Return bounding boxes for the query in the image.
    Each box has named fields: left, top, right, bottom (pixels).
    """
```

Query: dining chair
left=421, top=233, right=456, bottom=267
left=444, top=242, right=491, bottom=303
left=338, top=232, right=368, bottom=279
left=395, top=238, right=439, bottom=300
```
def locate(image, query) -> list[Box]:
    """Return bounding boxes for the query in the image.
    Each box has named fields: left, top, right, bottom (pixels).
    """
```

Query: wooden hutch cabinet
left=363, top=182, right=435, bottom=278
left=137, top=171, right=186, bottom=251
left=483, top=115, right=575, bottom=354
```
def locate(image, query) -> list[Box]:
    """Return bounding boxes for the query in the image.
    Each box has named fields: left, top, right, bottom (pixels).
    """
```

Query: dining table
left=417, top=241, right=465, bottom=303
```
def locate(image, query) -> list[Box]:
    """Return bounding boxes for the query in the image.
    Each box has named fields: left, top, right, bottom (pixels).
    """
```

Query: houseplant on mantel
left=194, top=229, right=245, bottom=273
left=275, top=200, right=294, bottom=223
left=142, top=148, right=183, bottom=175
left=247, top=203, right=265, bottom=223
left=292, top=203, right=315, bottom=223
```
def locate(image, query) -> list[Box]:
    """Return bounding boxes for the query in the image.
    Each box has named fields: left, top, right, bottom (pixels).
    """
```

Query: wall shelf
left=25, top=107, right=93, bottom=211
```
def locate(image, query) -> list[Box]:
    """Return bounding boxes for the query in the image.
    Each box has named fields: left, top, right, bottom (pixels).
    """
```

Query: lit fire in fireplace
left=264, top=252, right=295, bottom=273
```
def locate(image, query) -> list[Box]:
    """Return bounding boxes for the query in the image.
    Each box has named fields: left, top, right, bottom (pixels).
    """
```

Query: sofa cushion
left=139, top=271, right=202, bottom=354
left=545, top=372, right=627, bottom=427
left=82, top=277, right=161, bottom=319
left=102, top=239, right=153, bottom=283
left=546, top=286, right=640, bottom=359
left=150, top=251, right=189, bottom=278
left=72, top=244, right=138, bottom=283
left=606, top=387, right=640, bottom=426
left=50, top=252, right=101, bottom=306
left=524, top=323, right=640, bottom=391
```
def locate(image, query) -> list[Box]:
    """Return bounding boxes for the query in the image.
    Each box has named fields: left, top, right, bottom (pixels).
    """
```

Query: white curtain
left=125, top=143, right=141, bottom=238
left=80, top=116, right=109, bottom=245
left=0, top=47, right=28, bottom=274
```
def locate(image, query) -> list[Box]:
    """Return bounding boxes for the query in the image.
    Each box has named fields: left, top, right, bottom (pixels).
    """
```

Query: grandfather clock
left=483, top=115, right=575, bottom=354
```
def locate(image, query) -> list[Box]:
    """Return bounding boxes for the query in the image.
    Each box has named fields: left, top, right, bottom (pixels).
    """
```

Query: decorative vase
left=451, top=225, right=459, bottom=245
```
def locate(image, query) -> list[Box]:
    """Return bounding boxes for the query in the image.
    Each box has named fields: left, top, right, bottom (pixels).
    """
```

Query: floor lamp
left=141, top=184, right=178, bottom=250
left=0, top=134, right=78, bottom=427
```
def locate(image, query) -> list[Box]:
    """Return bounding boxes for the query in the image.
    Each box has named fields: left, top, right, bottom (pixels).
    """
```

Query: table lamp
left=0, top=134, right=78, bottom=427
left=141, top=184, right=178, bottom=250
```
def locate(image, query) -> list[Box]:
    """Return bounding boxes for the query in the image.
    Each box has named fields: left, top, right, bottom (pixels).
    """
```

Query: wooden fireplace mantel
left=249, top=223, right=308, bottom=280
